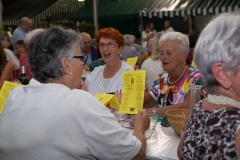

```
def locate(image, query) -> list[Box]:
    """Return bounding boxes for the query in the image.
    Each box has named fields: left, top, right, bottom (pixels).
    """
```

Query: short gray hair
left=194, top=13, right=240, bottom=94
left=151, top=32, right=162, bottom=60
left=28, top=26, right=82, bottom=83
left=123, top=34, right=132, bottom=45
left=0, top=35, right=8, bottom=47
left=24, top=28, right=44, bottom=46
left=159, top=32, right=189, bottom=54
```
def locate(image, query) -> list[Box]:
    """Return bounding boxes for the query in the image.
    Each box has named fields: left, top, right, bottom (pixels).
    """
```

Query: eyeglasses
left=73, top=56, right=88, bottom=65
left=98, top=42, right=118, bottom=49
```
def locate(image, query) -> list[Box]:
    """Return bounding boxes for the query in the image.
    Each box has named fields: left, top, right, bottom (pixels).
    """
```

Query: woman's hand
left=80, top=79, right=88, bottom=92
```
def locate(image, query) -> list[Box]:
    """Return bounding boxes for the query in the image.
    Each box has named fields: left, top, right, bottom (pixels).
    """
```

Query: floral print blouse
left=181, top=100, right=240, bottom=159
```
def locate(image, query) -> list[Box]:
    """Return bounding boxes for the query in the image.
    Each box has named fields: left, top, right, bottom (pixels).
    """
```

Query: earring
left=69, top=72, right=72, bottom=75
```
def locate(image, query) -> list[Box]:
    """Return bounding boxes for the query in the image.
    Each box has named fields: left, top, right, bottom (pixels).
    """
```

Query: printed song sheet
left=126, top=56, right=138, bottom=68
left=94, top=93, right=120, bottom=109
left=0, top=81, right=22, bottom=113
left=120, top=70, right=146, bottom=114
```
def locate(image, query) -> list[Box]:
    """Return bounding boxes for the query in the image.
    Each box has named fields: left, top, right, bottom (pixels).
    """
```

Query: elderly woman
left=144, top=32, right=203, bottom=116
left=178, top=13, right=240, bottom=159
left=85, top=28, right=133, bottom=96
left=141, top=32, right=165, bottom=88
left=0, top=43, right=14, bottom=88
left=0, top=26, right=150, bottom=160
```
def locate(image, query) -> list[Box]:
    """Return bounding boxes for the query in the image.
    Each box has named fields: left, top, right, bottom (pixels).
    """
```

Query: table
left=123, top=122, right=180, bottom=160
left=146, top=123, right=180, bottom=160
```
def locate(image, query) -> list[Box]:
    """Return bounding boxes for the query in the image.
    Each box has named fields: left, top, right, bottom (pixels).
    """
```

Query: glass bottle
left=19, top=65, right=29, bottom=85
left=181, top=85, right=202, bottom=136
left=12, top=69, right=21, bottom=84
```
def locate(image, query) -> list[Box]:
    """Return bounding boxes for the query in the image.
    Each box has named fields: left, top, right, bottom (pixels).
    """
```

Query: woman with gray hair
left=141, top=32, right=165, bottom=88
left=178, top=13, right=240, bottom=159
left=0, top=26, right=150, bottom=160
left=144, top=31, right=203, bottom=116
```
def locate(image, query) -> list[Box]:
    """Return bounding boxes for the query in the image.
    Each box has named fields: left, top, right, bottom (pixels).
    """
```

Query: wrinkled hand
left=134, top=109, right=150, bottom=133
left=80, top=79, right=88, bottom=92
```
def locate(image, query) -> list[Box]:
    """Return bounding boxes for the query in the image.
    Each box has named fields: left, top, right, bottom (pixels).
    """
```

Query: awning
left=3, top=0, right=84, bottom=26
left=140, top=0, right=240, bottom=18
left=69, top=0, right=152, bottom=22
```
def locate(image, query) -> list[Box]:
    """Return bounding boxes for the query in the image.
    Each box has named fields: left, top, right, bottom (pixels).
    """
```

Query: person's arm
left=235, top=130, right=240, bottom=158
left=132, top=109, right=150, bottom=160
left=0, top=61, right=14, bottom=88
left=177, top=132, right=186, bottom=159
left=145, top=91, right=191, bottom=116
left=143, top=90, right=157, bottom=108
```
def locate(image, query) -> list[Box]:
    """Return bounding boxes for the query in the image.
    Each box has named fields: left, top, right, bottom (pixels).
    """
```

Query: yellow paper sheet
left=120, top=70, right=146, bottom=114
left=0, top=81, right=22, bottom=113
left=94, top=93, right=121, bottom=109
left=126, top=56, right=138, bottom=68
left=94, top=93, right=113, bottom=106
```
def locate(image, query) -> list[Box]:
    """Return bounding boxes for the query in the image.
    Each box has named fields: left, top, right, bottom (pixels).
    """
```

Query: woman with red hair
left=85, top=28, right=133, bottom=100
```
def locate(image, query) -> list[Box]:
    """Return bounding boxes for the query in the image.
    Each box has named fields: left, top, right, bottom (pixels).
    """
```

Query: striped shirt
left=86, top=61, right=133, bottom=95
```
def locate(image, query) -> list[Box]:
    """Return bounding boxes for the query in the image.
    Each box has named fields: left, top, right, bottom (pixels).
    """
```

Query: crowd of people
left=0, top=12, right=240, bottom=159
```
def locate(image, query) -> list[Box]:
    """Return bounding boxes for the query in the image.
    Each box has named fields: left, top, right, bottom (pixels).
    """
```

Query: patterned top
left=148, top=68, right=202, bottom=107
left=181, top=100, right=240, bottom=159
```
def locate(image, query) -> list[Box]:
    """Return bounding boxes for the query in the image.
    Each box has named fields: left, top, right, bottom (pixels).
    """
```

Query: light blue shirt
left=81, top=51, right=92, bottom=67
left=12, top=27, right=28, bottom=54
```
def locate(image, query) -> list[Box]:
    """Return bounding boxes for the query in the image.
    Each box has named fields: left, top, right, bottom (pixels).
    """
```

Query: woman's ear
left=212, top=63, right=232, bottom=90
left=61, top=57, right=71, bottom=74
left=118, top=46, right=123, bottom=55
left=180, top=52, right=188, bottom=63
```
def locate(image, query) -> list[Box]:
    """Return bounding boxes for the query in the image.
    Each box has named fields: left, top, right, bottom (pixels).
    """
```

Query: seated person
left=0, top=26, right=150, bottom=160
left=144, top=32, right=204, bottom=116
left=178, top=13, right=240, bottom=159
left=85, top=28, right=133, bottom=100
left=121, top=34, right=141, bottom=61
left=79, top=32, right=100, bottom=67
left=0, top=43, right=14, bottom=88
left=141, top=32, right=165, bottom=88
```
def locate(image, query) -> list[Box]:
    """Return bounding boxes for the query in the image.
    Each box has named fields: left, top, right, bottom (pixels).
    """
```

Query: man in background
left=79, top=32, right=100, bottom=67
left=161, top=20, right=174, bottom=34
left=121, top=34, right=141, bottom=61
left=12, top=17, right=32, bottom=54
left=149, top=22, right=157, bottom=35
left=0, top=35, right=20, bottom=69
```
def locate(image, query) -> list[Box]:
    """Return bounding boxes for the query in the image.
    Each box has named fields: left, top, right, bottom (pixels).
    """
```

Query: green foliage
left=78, top=21, right=95, bottom=38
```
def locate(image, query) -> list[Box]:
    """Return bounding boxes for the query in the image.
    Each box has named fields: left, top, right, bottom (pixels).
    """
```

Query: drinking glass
left=149, top=114, right=158, bottom=130
left=114, top=110, right=127, bottom=126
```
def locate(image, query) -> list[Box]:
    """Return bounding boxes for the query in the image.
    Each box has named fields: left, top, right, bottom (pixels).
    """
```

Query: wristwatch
left=152, top=107, right=156, bottom=114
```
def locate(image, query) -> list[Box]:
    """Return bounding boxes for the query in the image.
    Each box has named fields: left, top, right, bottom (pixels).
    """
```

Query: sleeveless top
left=0, top=61, right=7, bottom=76
left=181, top=100, right=240, bottom=159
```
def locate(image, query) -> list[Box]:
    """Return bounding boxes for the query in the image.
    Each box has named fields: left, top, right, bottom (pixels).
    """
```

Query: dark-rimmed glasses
left=98, top=42, right=118, bottom=49
left=73, top=56, right=88, bottom=65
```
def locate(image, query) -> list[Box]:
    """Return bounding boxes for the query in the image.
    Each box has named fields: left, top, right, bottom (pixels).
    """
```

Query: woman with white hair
left=141, top=32, right=164, bottom=88
left=178, top=13, right=240, bottom=159
left=144, top=32, right=203, bottom=116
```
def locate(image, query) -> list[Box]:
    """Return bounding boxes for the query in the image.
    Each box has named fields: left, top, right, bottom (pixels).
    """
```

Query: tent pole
left=93, top=0, right=98, bottom=33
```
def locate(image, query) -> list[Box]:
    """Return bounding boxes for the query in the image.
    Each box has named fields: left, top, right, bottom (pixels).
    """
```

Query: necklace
left=168, top=66, right=187, bottom=84
left=208, top=94, right=240, bottom=108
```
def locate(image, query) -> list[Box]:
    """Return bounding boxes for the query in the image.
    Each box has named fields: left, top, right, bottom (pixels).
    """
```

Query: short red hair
left=95, top=27, right=124, bottom=47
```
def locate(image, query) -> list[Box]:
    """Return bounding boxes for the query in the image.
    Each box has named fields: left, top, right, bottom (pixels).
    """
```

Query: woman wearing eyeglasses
left=85, top=27, right=133, bottom=99
left=0, top=26, right=150, bottom=160
left=144, top=32, right=204, bottom=116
